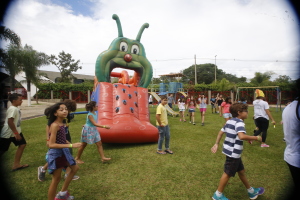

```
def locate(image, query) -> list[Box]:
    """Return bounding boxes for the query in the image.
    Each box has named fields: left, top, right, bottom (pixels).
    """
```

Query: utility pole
left=194, top=54, right=197, bottom=85
left=215, top=55, right=217, bottom=83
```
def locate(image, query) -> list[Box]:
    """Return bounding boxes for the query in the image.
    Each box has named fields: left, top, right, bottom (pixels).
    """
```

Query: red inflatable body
left=96, top=82, right=158, bottom=143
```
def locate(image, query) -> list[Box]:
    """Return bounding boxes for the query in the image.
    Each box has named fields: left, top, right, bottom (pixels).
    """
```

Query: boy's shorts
left=188, top=108, right=195, bottom=112
left=211, top=104, right=216, bottom=108
left=224, top=156, right=244, bottom=177
left=200, top=108, right=206, bottom=112
left=0, top=133, right=27, bottom=151
left=223, top=113, right=232, bottom=118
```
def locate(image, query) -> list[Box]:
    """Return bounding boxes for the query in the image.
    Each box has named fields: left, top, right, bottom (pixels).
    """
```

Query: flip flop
left=165, top=150, right=173, bottom=154
left=156, top=151, right=166, bottom=155
left=12, top=164, right=29, bottom=172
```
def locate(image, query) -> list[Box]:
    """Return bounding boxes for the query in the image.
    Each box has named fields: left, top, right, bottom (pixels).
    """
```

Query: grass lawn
left=0, top=105, right=293, bottom=199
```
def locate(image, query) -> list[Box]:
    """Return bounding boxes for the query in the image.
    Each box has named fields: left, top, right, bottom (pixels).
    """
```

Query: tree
left=250, top=71, right=275, bottom=86
left=274, top=75, right=292, bottom=84
left=218, top=78, right=232, bottom=91
left=19, top=44, right=49, bottom=106
left=1, top=44, right=22, bottom=91
left=49, top=51, right=82, bottom=83
left=0, top=26, right=21, bottom=64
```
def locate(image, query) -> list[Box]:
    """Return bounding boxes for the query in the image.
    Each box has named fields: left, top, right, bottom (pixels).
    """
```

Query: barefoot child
left=211, top=103, right=265, bottom=200
left=46, top=102, right=81, bottom=200
left=0, top=93, right=29, bottom=171
left=75, top=101, right=111, bottom=164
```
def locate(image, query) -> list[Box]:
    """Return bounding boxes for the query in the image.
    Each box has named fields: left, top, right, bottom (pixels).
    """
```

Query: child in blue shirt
left=211, top=103, right=264, bottom=200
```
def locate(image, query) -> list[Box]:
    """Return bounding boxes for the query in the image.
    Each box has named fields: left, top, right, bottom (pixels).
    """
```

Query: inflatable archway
left=91, top=14, right=158, bottom=143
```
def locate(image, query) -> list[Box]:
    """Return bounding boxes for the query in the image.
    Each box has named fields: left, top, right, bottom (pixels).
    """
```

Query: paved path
left=1, top=100, right=86, bottom=121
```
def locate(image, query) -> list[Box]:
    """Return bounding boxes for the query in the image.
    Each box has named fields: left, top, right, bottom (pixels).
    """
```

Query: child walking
left=156, top=95, right=173, bottom=155
left=216, top=94, right=224, bottom=114
left=178, top=98, right=186, bottom=122
left=0, top=93, right=29, bottom=171
left=198, top=93, right=207, bottom=126
left=187, top=96, right=197, bottom=125
left=211, top=103, right=265, bottom=200
left=210, top=95, right=217, bottom=113
left=38, top=100, right=79, bottom=182
left=46, top=102, right=81, bottom=200
left=75, top=101, right=111, bottom=164
left=220, top=97, right=232, bottom=124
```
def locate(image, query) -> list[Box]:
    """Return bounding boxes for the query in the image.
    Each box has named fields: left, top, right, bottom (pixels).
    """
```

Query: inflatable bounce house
left=91, top=14, right=158, bottom=143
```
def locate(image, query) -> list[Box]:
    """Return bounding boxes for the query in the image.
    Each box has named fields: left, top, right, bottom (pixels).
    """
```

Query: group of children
left=176, top=93, right=233, bottom=126
left=1, top=92, right=272, bottom=200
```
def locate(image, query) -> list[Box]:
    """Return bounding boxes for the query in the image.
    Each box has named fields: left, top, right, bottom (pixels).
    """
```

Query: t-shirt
left=210, top=98, right=216, bottom=104
left=282, top=100, right=300, bottom=168
left=0, top=106, right=21, bottom=138
left=167, top=96, right=174, bottom=104
left=156, top=104, right=168, bottom=126
left=253, top=99, right=269, bottom=120
left=178, top=102, right=185, bottom=110
left=222, top=118, right=246, bottom=158
left=221, top=102, right=231, bottom=114
left=149, top=95, right=153, bottom=102
left=198, top=98, right=207, bottom=108
left=86, top=112, right=97, bottom=127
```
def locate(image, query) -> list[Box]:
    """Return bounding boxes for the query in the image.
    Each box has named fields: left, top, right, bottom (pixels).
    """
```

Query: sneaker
left=54, top=191, right=74, bottom=200
left=193, top=122, right=196, bottom=125
left=248, top=187, right=265, bottom=199
left=64, top=174, right=80, bottom=180
left=283, top=138, right=286, bottom=142
left=38, top=166, right=46, bottom=182
left=212, top=192, right=229, bottom=200
left=261, top=144, right=269, bottom=147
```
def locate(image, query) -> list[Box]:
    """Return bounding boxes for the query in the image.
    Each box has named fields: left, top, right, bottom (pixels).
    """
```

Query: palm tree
left=250, top=71, right=275, bottom=86
left=19, top=44, right=49, bottom=106
left=1, top=44, right=22, bottom=91
left=0, top=26, right=21, bottom=63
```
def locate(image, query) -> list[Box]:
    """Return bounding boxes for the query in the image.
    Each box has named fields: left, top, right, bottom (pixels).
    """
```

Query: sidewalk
left=2, top=100, right=86, bottom=121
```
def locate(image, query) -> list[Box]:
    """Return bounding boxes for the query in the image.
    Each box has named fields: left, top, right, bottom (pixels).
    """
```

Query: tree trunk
left=10, top=76, right=15, bottom=92
left=27, top=79, right=31, bottom=106
left=35, top=86, right=38, bottom=104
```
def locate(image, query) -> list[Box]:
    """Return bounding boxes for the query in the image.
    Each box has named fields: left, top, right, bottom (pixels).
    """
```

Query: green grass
left=1, top=106, right=293, bottom=199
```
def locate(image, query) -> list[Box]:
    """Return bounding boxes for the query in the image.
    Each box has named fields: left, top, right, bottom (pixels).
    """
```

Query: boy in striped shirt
left=211, top=103, right=264, bottom=200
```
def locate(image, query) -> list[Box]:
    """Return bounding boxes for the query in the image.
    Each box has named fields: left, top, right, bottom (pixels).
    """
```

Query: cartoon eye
left=131, top=44, right=139, bottom=54
left=120, top=42, right=128, bottom=52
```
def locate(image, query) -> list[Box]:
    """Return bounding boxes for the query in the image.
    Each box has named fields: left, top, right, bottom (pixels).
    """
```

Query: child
left=211, top=103, right=265, bottom=200
left=220, top=97, right=232, bottom=124
left=198, top=93, right=207, bottom=126
left=253, top=90, right=276, bottom=147
left=210, top=95, right=217, bottom=114
left=156, top=95, right=173, bottom=154
left=75, top=101, right=111, bottom=164
left=46, top=102, right=82, bottom=200
left=187, top=96, right=197, bottom=125
left=178, top=98, right=186, bottom=122
left=216, top=94, right=224, bottom=114
left=38, top=100, right=79, bottom=182
left=0, top=93, right=28, bottom=171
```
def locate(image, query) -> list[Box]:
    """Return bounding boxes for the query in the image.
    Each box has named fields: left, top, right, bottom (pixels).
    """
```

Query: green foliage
left=250, top=71, right=275, bottom=86
left=49, top=51, right=82, bottom=83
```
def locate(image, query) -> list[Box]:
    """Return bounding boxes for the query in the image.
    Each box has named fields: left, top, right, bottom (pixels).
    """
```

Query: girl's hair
left=63, top=99, right=77, bottom=112
left=225, top=97, right=232, bottom=104
left=44, top=102, right=67, bottom=125
left=189, top=97, right=197, bottom=105
left=179, top=98, right=185, bottom=103
left=86, top=101, right=97, bottom=111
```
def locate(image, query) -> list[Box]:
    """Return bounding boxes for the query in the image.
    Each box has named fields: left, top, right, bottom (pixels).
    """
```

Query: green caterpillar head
left=95, top=14, right=153, bottom=88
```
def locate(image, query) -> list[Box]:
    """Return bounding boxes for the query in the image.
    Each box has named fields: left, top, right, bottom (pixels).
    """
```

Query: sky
left=2, top=0, right=300, bottom=81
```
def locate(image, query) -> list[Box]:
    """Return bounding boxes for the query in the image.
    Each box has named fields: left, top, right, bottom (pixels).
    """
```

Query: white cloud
left=3, top=0, right=300, bottom=80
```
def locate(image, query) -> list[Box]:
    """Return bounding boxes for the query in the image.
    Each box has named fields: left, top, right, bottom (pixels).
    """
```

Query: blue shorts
left=189, top=109, right=195, bottom=112
left=223, top=113, right=232, bottom=118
